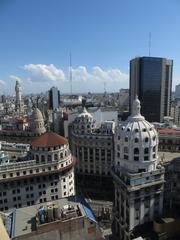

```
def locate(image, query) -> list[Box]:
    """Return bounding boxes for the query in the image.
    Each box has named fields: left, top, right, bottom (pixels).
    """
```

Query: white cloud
left=24, top=64, right=65, bottom=82
left=0, top=80, right=6, bottom=86
left=71, top=66, right=128, bottom=83
left=10, top=75, right=22, bottom=82
left=92, top=66, right=128, bottom=82
left=71, top=66, right=91, bottom=82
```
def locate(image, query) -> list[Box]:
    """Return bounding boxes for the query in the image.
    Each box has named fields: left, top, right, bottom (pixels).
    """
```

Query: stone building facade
left=0, top=131, right=75, bottom=211
left=111, top=97, right=165, bottom=240
left=70, top=107, right=114, bottom=198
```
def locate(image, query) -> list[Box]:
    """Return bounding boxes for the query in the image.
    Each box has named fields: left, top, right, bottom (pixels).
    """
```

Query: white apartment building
left=0, top=131, right=75, bottom=212
left=70, top=107, right=114, bottom=197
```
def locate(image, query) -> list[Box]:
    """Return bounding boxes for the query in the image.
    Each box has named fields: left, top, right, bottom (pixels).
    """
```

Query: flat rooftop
left=5, top=195, right=96, bottom=239
left=158, top=151, right=180, bottom=163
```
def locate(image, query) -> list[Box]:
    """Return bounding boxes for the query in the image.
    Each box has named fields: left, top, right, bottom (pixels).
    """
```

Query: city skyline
left=0, top=0, right=180, bottom=94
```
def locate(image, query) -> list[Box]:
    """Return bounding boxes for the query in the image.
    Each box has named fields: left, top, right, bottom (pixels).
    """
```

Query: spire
left=129, top=96, right=144, bottom=121
left=132, top=95, right=141, bottom=116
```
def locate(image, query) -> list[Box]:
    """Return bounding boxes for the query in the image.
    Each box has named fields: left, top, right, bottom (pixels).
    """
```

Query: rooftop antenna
left=69, top=52, right=72, bottom=96
left=148, top=32, right=151, bottom=57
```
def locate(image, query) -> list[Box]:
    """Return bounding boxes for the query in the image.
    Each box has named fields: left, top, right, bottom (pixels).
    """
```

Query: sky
left=0, top=0, right=180, bottom=95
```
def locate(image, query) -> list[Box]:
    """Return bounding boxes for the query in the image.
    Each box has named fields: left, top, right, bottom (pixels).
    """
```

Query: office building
left=130, top=57, right=173, bottom=122
left=111, top=97, right=164, bottom=240
left=70, top=107, right=114, bottom=198
left=49, top=87, right=60, bottom=111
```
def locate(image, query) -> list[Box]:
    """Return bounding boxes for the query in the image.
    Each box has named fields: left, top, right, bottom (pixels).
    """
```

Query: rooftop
left=31, top=131, right=68, bottom=148
left=4, top=195, right=96, bottom=239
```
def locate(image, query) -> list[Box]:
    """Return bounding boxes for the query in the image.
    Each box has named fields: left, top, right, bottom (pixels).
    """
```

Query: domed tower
left=15, top=80, right=22, bottom=114
left=30, top=108, right=46, bottom=135
left=112, top=97, right=165, bottom=240
left=73, top=107, right=95, bottom=135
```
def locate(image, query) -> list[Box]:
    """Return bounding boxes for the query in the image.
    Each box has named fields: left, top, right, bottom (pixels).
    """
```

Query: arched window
left=47, top=155, right=52, bottom=162
left=36, top=155, right=39, bottom=162
left=134, top=148, right=139, bottom=154
left=135, top=138, right=139, bottom=143
left=145, top=137, right=149, bottom=143
left=54, top=154, right=58, bottom=160
left=41, top=155, right=45, bottom=162
left=60, top=152, right=63, bottom=159
left=153, top=146, right=156, bottom=152
left=144, top=148, right=149, bottom=154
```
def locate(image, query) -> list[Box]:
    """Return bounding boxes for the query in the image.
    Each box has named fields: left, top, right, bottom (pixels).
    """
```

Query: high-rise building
left=49, top=87, right=60, bottom=111
left=130, top=57, right=173, bottom=122
left=111, top=97, right=164, bottom=240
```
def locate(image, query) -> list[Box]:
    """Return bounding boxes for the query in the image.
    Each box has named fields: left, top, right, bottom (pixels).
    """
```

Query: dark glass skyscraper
left=49, top=86, right=60, bottom=110
left=130, top=57, right=173, bottom=122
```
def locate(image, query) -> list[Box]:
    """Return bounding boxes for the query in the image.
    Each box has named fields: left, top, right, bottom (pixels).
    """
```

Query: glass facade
left=130, top=57, right=173, bottom=122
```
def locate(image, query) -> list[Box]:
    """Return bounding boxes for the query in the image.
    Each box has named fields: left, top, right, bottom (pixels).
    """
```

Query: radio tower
left=69, top=53, right=72, bottom=96
left=148, top=32, right=151, bottom=56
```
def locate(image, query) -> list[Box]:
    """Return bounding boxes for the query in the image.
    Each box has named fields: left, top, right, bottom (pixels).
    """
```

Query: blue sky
left=0, top=0, right=180, bottom=94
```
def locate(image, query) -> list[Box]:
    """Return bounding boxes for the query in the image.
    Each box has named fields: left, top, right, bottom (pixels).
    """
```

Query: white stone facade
left=71, top=108, right=114, bottom=177
left=0, top=133, right=75, bottom=212
left=112, top=97, right=165, bottom=240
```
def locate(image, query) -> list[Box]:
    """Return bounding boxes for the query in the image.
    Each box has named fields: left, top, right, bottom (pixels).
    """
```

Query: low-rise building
left=1, top=195, right=104, bottom=240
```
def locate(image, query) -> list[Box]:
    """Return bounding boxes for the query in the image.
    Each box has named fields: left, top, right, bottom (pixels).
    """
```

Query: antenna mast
left=148, top=32, right=151, bottom=57
left=69, top=53, right=72, bottom=96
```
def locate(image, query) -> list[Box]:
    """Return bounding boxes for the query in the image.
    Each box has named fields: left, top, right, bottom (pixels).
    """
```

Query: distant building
left=0, top=108, right=46, bottom=143
left=1, top=196, right=104, bottom=240
left=49, top=87, right=60, bottom=111
left=175, top=83, right=180, bottom=99
left=112, top=97, right=164, bottom=240
left=130, top=56, right=173, bottom=122
left=0, top=131, right=75, bottom=211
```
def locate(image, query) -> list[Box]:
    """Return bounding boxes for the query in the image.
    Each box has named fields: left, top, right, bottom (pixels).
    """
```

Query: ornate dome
left=30, top=108, right=46, bottom=135
left=115, top=96, right=158, bottom=173
left=73, top=107, right=94, bottom=134
left=31, top=108, right=44, bottom=121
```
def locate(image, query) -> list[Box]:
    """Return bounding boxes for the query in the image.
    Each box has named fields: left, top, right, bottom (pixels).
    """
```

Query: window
left=134, top=148, right=139, bottom=154
left=36, top=155, right=39, bottom=162
left=124, top=147, right=128, bottom=153
left=125, top=137, right=128, bottom=142
left=48, top=155, right=52, bottom=162
left=153, top=146, right=156, bottom=152
left=41, top=155, right=45, bottom=162
left=144, top=148, right=149, bottom=154
left=145, top=137, right=149, bottom=143
left=54, top=154, right=58, bottom=160
left=135, top=138, right=139, bottom=143
left=134, top=156, right=139, bottom=161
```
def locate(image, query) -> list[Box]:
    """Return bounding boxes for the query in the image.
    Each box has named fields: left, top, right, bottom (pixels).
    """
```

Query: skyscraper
left=130, top=57, right=173, bottom=122
left=49, top=86, right=60, bottom=111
